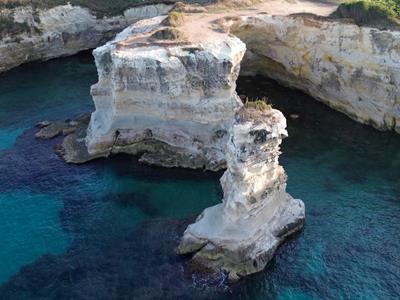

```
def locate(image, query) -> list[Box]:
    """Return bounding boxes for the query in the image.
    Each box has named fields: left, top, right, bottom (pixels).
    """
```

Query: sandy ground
left=117, top=0, right=339, bottom=49
left=182, top=0, right=339, bottom=42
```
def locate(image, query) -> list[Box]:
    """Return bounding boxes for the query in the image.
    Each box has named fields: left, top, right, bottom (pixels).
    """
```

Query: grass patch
left=162, top=11, right=185, bottom=26
left=0, top=1, right=214, bottom=17
left=331, top=0, right=400, bottom=29
left=244, top=97, right=272, bottom=111
left=0, top=0, right=173, bottom=17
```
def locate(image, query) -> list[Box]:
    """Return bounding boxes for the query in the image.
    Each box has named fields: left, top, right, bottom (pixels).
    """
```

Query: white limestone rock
left=86, top=16, right=246, bottom=170
left=177, top=107, right=305, bottom=280
left=0, top=3, right=172, bottom=73
left=229, top=15, right=400, bottom=134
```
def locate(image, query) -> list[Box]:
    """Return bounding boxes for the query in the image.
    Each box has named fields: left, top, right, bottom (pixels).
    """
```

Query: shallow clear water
left=0, top=53, right=399, bottom=299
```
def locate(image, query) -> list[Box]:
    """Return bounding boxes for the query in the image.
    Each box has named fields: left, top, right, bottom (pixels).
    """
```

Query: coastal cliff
left=81, top=8, right=304, bottom=279
left=86, top=15, right=246, bottom=170
left=228, top=14, right=400, bottom=133
left=177, top=107, right=305, bottom=280
left=0, top=3, right=172, bottom=73
left=33, top=1, right=311, bottom=280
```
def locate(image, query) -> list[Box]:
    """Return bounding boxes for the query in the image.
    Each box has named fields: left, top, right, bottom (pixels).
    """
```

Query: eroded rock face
left=86, top=16, right=246, bottom=170
left=229, top=15, right=400, bottom=134
left=176, top=107, right=305, bottom=280
left=36, top=5, right=305, bottom=279
left=0, top=3, right=172, bottom=73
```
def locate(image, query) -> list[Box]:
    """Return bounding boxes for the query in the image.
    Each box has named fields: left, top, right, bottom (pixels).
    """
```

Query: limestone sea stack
left=45, top=3, right=305, bottom=280
left=86, top=16, right=246, bottom=170
left=177, top=107, right=305, bottom=280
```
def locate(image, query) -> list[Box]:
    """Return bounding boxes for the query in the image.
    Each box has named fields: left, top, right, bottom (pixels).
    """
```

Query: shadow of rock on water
left=112, top=192, right=159, bottom=217
left=0, top=126, right=95, bottom=194
left=0, top=218, right=231, bottom=300
left=0, top=123, right=223, bottom=193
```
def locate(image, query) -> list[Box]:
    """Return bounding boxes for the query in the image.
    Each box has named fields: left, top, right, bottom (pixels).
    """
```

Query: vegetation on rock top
left=162, top=11, right=185, bottom=26
left=244, top=97, right=272, bottom=112
left=0, top=0, right=213, bottom=17
left=331, top=0, right=400, bottom=29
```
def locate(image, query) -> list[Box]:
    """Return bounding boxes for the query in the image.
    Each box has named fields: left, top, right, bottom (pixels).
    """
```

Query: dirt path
left=182, top=0, right=339, bottom=43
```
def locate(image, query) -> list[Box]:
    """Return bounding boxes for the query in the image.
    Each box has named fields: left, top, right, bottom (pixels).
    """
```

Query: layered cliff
left=42, top=2, right=306, bottom=279
left=0, top=3, right=172, bottom=72
left=176, top=107, right=305, bottom=280
left=85, top=15, right=246, bottom=170
left=228, top=14, right=400, bottom=133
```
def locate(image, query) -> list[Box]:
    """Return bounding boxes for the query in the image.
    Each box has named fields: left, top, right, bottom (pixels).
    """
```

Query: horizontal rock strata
left=228, top=14, right=400, bottom=133
left=37, top=3, right=305, bottom=280
left=0, top=3, right=172, bottom=73
left=176, top=107, right=305, bottom=280
left=85, top=15, right=246, bottom=170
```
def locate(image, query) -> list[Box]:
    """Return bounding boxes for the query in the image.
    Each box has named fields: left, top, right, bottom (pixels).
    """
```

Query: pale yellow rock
left=229, top=14, right=400, bottom=133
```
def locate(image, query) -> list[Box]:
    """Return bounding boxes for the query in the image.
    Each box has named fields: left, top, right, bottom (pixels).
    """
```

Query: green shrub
left=162, top=11, right=185, bottom=27
left=331, top=0, right=400, bottom=29
left=244, top=97, right=272, bottom=111
left=0, top=1, right=181, bottom=17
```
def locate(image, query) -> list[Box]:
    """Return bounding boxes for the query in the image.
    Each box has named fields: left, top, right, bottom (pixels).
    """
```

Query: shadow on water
left=0, top=54, right=399, bottom=299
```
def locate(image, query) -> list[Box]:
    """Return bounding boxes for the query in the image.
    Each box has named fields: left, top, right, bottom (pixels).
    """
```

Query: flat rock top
left=182, top=0, right=338, bottom=43
left=113, top=0, right=338, bottom=50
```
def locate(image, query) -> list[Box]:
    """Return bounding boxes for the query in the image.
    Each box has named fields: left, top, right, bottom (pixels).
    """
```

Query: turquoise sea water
left=0, top=53, right=399, bottom=299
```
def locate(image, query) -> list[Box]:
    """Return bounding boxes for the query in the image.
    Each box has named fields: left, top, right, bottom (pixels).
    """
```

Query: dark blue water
left=0, top=53, right=399, bottom=300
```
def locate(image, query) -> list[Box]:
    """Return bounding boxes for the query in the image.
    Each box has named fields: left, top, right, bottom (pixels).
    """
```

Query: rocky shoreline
left=4, top=0, right=399, bottom=133
left=35, top=4, right=306, bottom=279
left=229, top=14, right=400, bottom=133
left=31, top=0, right=399, bottom=281
left=0, top=2, right=173, bottom=73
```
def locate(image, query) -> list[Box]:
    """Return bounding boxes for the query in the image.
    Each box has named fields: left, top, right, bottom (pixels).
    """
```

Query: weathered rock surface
left=86, top=15, right=246, bottom=170
left=35, top=113, right=102, bottom=163
left=176, top=107, right=305, bottom=280
left=37, top=3, right=305, bottom=280
left=0, top=3, right=172, bottom=73
left=228, top=14, right=400, bottom=133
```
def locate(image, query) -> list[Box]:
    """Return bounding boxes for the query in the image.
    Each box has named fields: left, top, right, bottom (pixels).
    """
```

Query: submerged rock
left=55, top=113, right=107, bottom=164
left=35, top=121, right=75, bottom=139
left=177, top=107, right=305, bottom=280
left=35, top=113, right=103, bottom=163
left=85, top=15, right=246, bottom=171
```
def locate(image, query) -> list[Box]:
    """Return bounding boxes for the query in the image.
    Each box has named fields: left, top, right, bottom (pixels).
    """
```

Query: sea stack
left=85, top=15, right=246, bottom=170
left=80, top=6, right=305, bottom=280
left=177, top=107, right=305, bottom=280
